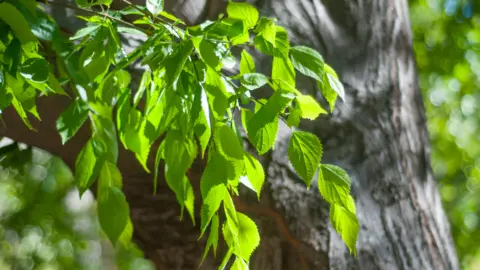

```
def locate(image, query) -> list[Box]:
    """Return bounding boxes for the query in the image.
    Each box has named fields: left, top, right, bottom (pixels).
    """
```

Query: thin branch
left=38, top=0, right=148, bottom=34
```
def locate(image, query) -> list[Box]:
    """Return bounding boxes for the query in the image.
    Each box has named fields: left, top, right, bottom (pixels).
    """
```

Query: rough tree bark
left=0, top=0, right=459, bottom=269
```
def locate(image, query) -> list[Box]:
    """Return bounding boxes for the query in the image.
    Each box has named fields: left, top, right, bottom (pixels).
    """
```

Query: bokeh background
left=410, top=0, right=480, bottom=268
left=0, top=0, right=479, bottom=269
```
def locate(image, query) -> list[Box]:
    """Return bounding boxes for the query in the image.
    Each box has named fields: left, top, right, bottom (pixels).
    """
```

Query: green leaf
left=272, top=55, right=296, bottom=89
left=214, top=124, right=244, bottom=161
left=290, top=46, right=325, bottom=82
left=240, top=50, right=256, bottom=74
left=0, top=3, right=36, bottom=44
left=193, top=38, right=222, bottom=71
left=324, top=64, right=345, bottom=101
left=160, top=11, right=186, bottom=25
left=117, top=26, right=147, bottom=37
left=192, top=85, right=211, bottom=157
left=240, top=73, right=268, bottom=91
left=75, top=138, right=105, bottom=195
left=201, top=214, right=220, bottom=264
left=223, top=194, right=239, bottom=240
left=98, top=161, right=123, bottom=192
left=226, top=2, right=259, bottom=29
left=241, top=153, right=265, bottom=199
left=286, top=104, right=301, bottom=127
left=200, top=151, right=228, bottom=232
left=204, top=67, right=229, bottom=120
left=319, top=79, right=338, bottom=112
left=146, top=0, right=164, bottom=15
left=296, top=94, right=327, bottom=120
left=163, top=40, right=194, bottom=89
left=330, top=196, right=359, bottom=255
left=255, top=17, right=276, bottom=47
left=118, top=218, right=134, bottom=247
left=318, top=164, right=352, bottom=208
left=288, top=131, right=322, bottom=187
left=80, top=39, right=110, bottom=82
left=133, top=70, right=151, bottom=107
left=56, top=98, right=89, bottom=144
left=98, top=186, right=129, bottom=245
left=70, top=25, right=100, bottom=40
left=247, top=91, right=294, bottom=154
left=219, top=248, right=233, bottom=270
left=231, top=258, right=249, bottom=270
left=90, top=114, right=118, bottom=163
left=163, top=131, right=197, bottom=222
left=223, top=213, right=260, bottom=262
left=7, top=87, right=34, bottom=130
left=20, top=58, right=50, bottom=83
left=254, top=26, right=289, bottom=57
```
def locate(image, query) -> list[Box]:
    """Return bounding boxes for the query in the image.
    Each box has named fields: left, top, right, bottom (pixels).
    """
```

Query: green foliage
left=410, top=0, right=480, bottom=268
left=288, top=131, right=323, bottom=187
left=0, top=0, right=359, bottom=267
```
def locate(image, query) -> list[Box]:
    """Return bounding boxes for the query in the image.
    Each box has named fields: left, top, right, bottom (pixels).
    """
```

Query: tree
left=0, top=0, right=459, bottom=269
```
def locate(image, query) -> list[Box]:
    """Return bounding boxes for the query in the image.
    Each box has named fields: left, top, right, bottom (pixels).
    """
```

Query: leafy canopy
left=0, top=0, right=359, bottom=267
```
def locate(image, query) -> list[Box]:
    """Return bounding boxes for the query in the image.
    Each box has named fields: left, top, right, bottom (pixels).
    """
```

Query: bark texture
left=0, top=0, right=459, bottom=269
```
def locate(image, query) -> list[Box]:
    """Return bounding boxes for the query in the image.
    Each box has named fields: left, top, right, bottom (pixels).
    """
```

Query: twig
left=38, top=0, right=147, bottom=34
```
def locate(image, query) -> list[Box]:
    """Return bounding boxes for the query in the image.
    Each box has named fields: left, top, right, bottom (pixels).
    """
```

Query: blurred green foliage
left=0, top=141, right=155, bottom=270
left=410, top=0, right=480, bottom=268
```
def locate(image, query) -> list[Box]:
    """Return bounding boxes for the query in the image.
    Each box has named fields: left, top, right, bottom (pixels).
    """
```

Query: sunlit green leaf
left=56, top=98, right=89, bottom=144
left=290, top=46, right=325, bottom=82
left=0, top=3, right=36, bottom=44
left=255, top=17, right=276, bottom=47
left=241, top=73, right=268, bottom=90
left=98, top=186, right=129, bottom=245
left=223, top=213, right=260, bottom=262
left=200, top=151, right=228, bottom=233
left=70, top=25, right=100, bottom=40
left=247, top=91, right=294, bottom=154
left=324, top=64, right=345, bottom=101
left=163, top=40, right=194, bottom=89
left=146, top=0, right=164, bottom=15
left=288, top=131, right=322, bottom=187
left=296, top=94, right=327, bottom=120
left=204, top=67, right=229, bottom=120
left=240, top=50, right=256, bottom=74
left=201, top=214, right=219, bottom=264
left=20, top=58, right=50, bottom=83
left=242, top=153, right=265, bottom=199
left=272, top=55, right=295, bottom=89
left=330, top=196, right=358, bottom=256
left=231, top=258, right=249, bottom=270
left=75, top=138, right=105, bottom=195
left=226, top=2, right=259, bottom=29
left=163, top=131, right=197, bottom=222
left=214, top=124, right=244, bottom=161
left=318, top=164, right=351, bottom=209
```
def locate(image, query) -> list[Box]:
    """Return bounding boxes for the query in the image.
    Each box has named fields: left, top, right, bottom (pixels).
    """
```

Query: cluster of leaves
left=410, top=0, right=480, bottom=267
left=0, top=0, right=358, bottom=267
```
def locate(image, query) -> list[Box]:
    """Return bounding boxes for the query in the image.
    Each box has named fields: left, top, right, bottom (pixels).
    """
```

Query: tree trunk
left=0, top=0, right=459, bottom=269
